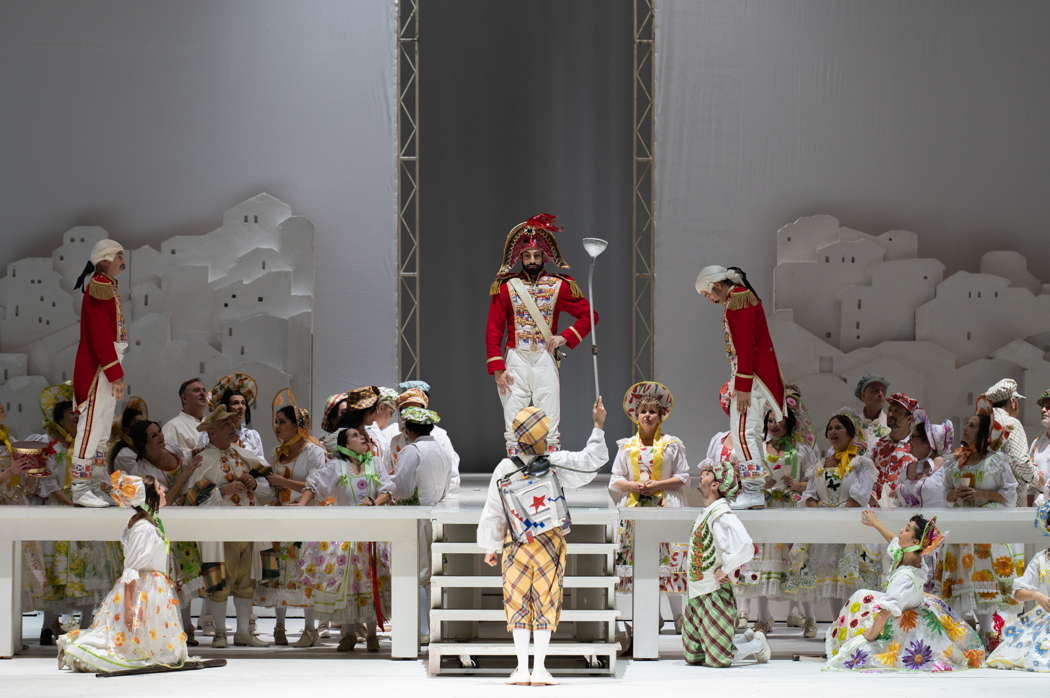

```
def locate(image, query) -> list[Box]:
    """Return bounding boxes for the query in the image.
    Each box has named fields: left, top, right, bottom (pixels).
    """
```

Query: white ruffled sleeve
left=608, top=439, right=630, bottom=494
left=847, top=456, right=876, bottom=507
left=120, top=520, right=159, bottom=583
left=919, top=467, right=948, bottom=508
left=1012, top=551, right=1048, bottom=595
left=989, top=451, right=1018, bottom=508
left=668, top=439, right=690, bottom=485
left=549, top=428, right=609, bottom=489
left=305, top=460, right=341, bottom=500
left=433, top=427, right=461, bottom=493
left=391, top=444, right=421, bottom=501
left=712, top=512, right=754, bottom=576
left=476, top=462, right=511, bottom=553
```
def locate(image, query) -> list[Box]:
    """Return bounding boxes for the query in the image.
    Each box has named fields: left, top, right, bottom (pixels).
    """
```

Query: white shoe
left=803, top=619, right=817, bottom=639
left=506, top=667, right=531, bottom=685
left=530, top=667, right=558, bottom=686
left=786, top=610, right=805, bottom=628
left=729, top=489, right=766, bottom=510
left=211, top=633, right=227, bottom=648
left=234, top=632, right=271, bottom=647
left=752, top=631, right=771, bottom=663
left=202, top=617, right=217, bottom=637
left=71, top=481, right=113, bottom=508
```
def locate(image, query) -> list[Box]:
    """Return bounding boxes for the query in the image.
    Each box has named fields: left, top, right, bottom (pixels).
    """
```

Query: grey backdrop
left=0, top=0, right=397, bottom=423
left=655, top=0, right=1050, bottom=460
left=420, top=0, right=634, bottom=469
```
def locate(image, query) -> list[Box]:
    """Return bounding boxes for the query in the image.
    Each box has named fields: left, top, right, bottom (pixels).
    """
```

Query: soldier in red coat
left=696, top=265, right=786, bottom=509
left=486, top=214, right=597, bottom=455
left=70, top=239, right=128, bottom=506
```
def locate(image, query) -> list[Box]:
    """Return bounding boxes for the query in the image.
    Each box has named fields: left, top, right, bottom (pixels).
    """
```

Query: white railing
left=3, top=505, right=1045, bottom=661
left=0, top=506, right=430, bottom=659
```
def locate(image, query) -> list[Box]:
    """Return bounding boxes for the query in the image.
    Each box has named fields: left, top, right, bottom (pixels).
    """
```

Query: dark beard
left=523, top=263, right=543, bottom=280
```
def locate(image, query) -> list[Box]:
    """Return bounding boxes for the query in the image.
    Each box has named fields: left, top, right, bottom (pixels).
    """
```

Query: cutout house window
left=14, top=305, right=18, bottom=317
left=824, top=256, right=830, bottom=263
left=967, top=392, right=974, bottom=405
left=253, top=215, right=259, bottom=223
left=199, top=362, right=205, bottom=374
left=240, top=346, right=245, bottom=356
left=62, top=371, right=67, bottom=380
left=261, top=260, right=266, bottom=270
left=855, top=321, right=860, bottom=329
left=786, top=236, right=791, bottom=242
left=257, top=296, right=263, bottom=302
left=2, top=369, right=6, bottom=380
left=244, top=215, right=249, bottom=223
left=857, top=299, right=862, bottom=310
left=977, top=291, right=982, bottom=298
left=825, top=332, right=832, bottom=338
left=228, top=327, right=233, bottom=337
left=966, top=331, right=972, bottom=341
left=850, top=256, right=855, bottom=263
left=171, top=249, right=176, bottom=255
left=144, top=294, right=149, bottom=307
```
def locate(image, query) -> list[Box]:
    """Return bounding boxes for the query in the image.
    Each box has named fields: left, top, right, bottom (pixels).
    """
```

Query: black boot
left=39, top=627, right=54, bottom=646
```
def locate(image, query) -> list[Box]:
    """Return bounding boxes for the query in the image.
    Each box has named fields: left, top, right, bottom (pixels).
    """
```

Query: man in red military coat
left=486, top=213, right=597, bottom=455
left=70, top=239, right=128, bottom=506
left=696, top=265, right=785, bottom=509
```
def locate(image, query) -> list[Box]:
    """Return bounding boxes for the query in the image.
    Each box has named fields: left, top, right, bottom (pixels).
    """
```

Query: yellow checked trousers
left=501, top=529, right=566, bottom=632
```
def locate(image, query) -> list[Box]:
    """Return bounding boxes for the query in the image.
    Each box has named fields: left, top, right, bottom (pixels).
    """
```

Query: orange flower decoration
left=971, top=569, right=993, bottom=583
left=974, top=544, right=992, bottom=560
left=993, top=556, right=1015, bottom=577
left=898, top=609, right=918, bottom=631
left=114, top=632, right=126, bottom=647
left=961, top=554, right=974, bottom=570
left=964, top=648, right=984, bottom=668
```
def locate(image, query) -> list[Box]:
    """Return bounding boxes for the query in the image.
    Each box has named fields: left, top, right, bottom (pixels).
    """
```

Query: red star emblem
left=530, top=495, right=546, bottom=513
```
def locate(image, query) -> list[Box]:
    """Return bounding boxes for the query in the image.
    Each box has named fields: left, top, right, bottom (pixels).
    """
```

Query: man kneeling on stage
left=478, top=398, right=608, bottom=686
left=682, top=457, right=771, bottom=667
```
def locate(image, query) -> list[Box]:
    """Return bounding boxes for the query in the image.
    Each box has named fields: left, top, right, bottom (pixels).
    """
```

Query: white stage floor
left=6, top=613, right=1047, bottom=697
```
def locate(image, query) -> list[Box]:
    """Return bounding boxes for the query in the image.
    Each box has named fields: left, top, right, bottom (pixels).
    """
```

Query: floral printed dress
left=57, top=518, right=189, bottom=672
left=987, top=550, right=1050, bottom=671
left=937, top=450, right=1022, bottom=616
left=610, top=435, right=690, bottom=594
left=737, top=440, right=817, bottom=600
left=825, top=541, right=985, bottom=672
left=0, top=447, right=47, bottom=609
left=783, top=449, right=877, bottom=601
left=298, top=456, right=391, bottom=625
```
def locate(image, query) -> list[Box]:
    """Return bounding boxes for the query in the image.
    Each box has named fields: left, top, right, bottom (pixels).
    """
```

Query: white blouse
left=686, top=502, right=754, bottom=598
left=120, top=518, right=169, bottom=583
left=236, top=426, right=267, bottom=463
left=942, top=450, right=1017, bottom=509
left=801, top=448, right=876, bottom=508
left=274, top=442, right=327, bottom=503
left=477, top=428, right=608, bottom=553
left=894, top=458, right=947, bottom=509
left=877, top=538, right=926, bottom=616
left=609, top=435, right=689, bottom=508
left=305, top=458, right=383, bottom=506
left=1013, top=549, right=1050, bottom=596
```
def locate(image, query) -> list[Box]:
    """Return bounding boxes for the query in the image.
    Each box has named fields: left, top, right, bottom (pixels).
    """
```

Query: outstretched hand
left=592, top=396, right=607, bottom=429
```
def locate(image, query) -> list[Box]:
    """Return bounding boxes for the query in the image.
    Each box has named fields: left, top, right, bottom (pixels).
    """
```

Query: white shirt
left=995, top=408, right=1033, bottom=505
left=120, top=518, right=169, bottom=583
left=390, top=435, right=452, bottom=505
left=877, top=538, right=926, bottom=616
left=609, top=434, right=690, bottom=508
left=1031, top=433, right=1050, bottom=495
left=162, top=411, right=204, bottom=457
left=477, top=428, right=608, bottom=553
left=942, top=449, right=1017, bottom=509
left=686, top=500, right=754, bottom=598
left=387, top=423, right=461, bottom=493
left=236, top=425, right=267, bottom=463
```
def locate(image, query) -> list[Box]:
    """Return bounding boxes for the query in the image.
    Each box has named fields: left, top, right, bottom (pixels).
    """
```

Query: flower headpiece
left=346, top=386, right=381, bottom=411
left=40, top=382, right=75, bottom=442
left=377, top=387, right=399, bottom=406
left=887, top=392, right=920, bottom=415
left=783, top=384, right=815, bottom=447
left=398, top=380, right=431, bottom=394
left=622, top=381, right=674, bottom=426
left=718, top=381, right=731, bottom=417
left=110, top=470, right=146, bottom=508
left=912, top=409, right=954, bottom=455
left=400, top=406, right=440, bottom=425
left=697, top=457, right=740, bottom=501
left=916, top=516, right=945, bottom=557
left=209, top=372, right=258, bottom=410
left=396, top=388, right=429, bottom=410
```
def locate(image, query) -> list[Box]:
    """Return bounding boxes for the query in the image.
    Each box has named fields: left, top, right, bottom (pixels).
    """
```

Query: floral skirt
left=57, top=570, right=189, bottom=673
left=42, top=540, right=123, bottom=610
left=254, top=542, right=311, bottom=608
left=169, top=541, right=203, bottom=603
left=826, top=589, right=985, bottom=672
left=987, top=606, right=1050, bottom=672
left=614, top=520, right=687, bottom=594
left=938, top=543, right=1024, bottom=617
left=783, top=543, right=874, bottom=602
left=736, top=543, right=788, bottom=599
left=299, top=540, right=391, bottom=625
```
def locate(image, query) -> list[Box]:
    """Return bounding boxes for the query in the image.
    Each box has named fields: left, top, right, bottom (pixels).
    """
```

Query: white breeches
left=729, top=389, right=769, bottom=486
left=71, top=343, right=126, bottom=474
left=498, top=348, right=560, bottom=453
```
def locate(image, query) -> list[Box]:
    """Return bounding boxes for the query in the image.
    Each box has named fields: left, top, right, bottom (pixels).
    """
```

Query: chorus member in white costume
left=162, top=378, right=209, bottom=456
left=695, top=265, right=786, bottom=510
left=296, top=427, right=391, bottom=652
left=70, top=239, right=127, bottom=507
left=57, top=472, right=191, bottom=673
left=388, top=407, right=451, bottom=641
left=255, top=389, right=325, bottom=645
left=680, top=457, right=770, bottom=667
left=1029, top=389, right=1050, bottom=500
left=609, top=381, right=689, bottom=629
left=787, top=414, right=876, bottom=629
left=984, top=378, right=1034, bottom=506
left=939, top=398, right=1021, bottom=642
left=850, top=376, right=890, bottom=449
left=987, top=500, right=1050, bottom=671
left=387, top=381, right=462, bottom=493
left=870, top=392, right=920, bottom=508
left=736, top=385, right=818, bottom=636
left=485, top=213, right=596, bottom=455
left=825, top=511, right=984, bottom=672
left=186, top=406, right=272, bottom=648
left=210, top=372, right=268, bottom=462
left=478, top=400, right=608, bottom=686
left=895, top=413, right=952, bottom=509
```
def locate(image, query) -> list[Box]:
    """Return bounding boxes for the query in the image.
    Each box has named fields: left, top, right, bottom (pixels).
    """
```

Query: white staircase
left=427, top=509, right=621, bottom=675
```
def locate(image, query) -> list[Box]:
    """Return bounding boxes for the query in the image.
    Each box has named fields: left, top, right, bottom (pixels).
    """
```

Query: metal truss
left=632, top=0, right=655, bottom=382
left=397, top=0, right=421, bottom=381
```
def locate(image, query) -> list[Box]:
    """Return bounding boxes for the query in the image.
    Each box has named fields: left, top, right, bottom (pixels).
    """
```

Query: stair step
left=431, top=542, right=616, bottom=555
left=431, top=608, right=617, bottom=623
left=428, top=641, right=619, bottom=655
left=431, top=575, right=616, bottom=589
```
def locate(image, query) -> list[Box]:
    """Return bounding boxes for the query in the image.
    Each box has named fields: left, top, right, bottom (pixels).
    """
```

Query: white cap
left=694, top=265, right=742, bottom=294
left=89, top=239, right=124, bottom=265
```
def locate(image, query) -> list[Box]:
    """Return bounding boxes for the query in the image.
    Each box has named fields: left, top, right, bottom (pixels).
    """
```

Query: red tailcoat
left=73, top=273, right=125, bottom=406
left=723, top=285, right=785, bottom=415
left=485, top=272, right=597, bottom=374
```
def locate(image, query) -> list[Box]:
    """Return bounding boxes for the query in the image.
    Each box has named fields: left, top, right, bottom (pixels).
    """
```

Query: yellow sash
left=625, top=430, right=673, bottom=507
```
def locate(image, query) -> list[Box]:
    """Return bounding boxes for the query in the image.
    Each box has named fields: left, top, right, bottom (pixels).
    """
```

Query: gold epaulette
left=489, top=279, right=502, bottom=296
left=725, top=289, right=758, bottom=311
left=87, top=277, right=116, bottom=301
left=554, top=274, right=582, bottom=297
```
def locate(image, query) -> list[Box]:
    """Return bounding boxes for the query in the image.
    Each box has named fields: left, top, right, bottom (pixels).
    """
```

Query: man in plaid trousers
left=477, top=398, right=608, bottom=686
